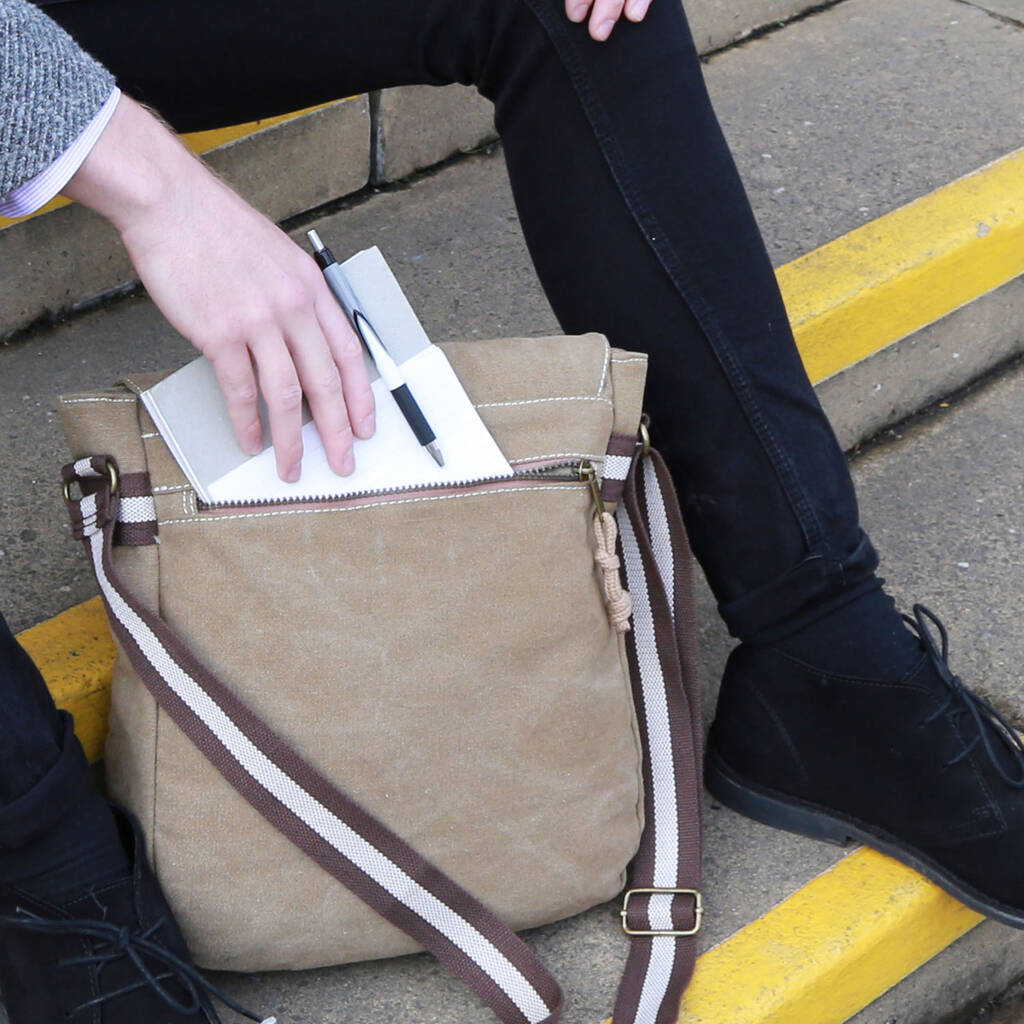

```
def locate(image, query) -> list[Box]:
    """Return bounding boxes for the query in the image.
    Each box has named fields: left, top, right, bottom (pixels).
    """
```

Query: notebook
left=141, top=247, right=513, bottom=506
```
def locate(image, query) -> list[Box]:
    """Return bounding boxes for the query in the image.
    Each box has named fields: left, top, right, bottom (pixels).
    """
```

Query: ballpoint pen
left=306, top=229, right=445, bottom=467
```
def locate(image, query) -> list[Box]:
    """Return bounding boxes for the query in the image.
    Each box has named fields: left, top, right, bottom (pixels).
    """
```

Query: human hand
left=63, top=95, right=374, bottom=483
left=565, top=0, right=652, bottom=41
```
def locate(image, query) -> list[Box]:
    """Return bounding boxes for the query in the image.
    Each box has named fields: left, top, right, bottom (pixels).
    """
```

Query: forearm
left=61, top=94, right=206, bottom=233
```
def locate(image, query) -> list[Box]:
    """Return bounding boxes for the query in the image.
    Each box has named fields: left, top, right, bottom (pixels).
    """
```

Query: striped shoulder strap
left=62, top=441, right=703, bottom=1024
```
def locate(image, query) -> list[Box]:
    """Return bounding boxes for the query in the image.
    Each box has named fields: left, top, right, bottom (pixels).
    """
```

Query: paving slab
left=704, top=0, right=1024, bottom=264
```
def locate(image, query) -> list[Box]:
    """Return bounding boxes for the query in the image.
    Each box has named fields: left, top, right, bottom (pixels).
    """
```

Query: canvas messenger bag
left=58, top=333, right=704, bottom=1024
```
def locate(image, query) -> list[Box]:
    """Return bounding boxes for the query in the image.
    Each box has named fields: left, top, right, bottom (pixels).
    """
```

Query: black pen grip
left=390, top=384, right=436, bottom=445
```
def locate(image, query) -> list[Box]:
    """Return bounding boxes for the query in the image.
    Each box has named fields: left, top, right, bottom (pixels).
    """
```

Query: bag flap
left=59, top=334, right=647, bottom=486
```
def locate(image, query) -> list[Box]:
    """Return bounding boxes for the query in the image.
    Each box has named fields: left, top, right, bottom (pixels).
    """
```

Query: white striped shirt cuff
left=0, top=87, right=122, bottom=219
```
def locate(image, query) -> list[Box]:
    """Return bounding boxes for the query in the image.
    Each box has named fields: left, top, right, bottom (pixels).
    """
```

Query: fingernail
left=360, top=413, right=375, bottom=437
left=627, top=0, right=650, bottom=17
left=341, top=452, right=355, bottom=475
left=594, top=18, right=614, bottom=39
left=284, top=464, right=300, bottom=483
left=569, top=3, right=588, bottom=21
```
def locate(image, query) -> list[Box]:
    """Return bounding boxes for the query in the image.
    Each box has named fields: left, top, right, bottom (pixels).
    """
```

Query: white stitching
left=596, top=340, right=611, bottom=397
left=61, top=397, right=136, bottom=405
left=610, top=357, right=648, bottom=365
left=141, top=432, right=159, bottom=439
left=508, top=452, right=604, bottom=465
left=152, top=484, right=189, bottom=493
left=473, top=395, right=610, bottom=407
left=159, top=484, right=584, bottom=526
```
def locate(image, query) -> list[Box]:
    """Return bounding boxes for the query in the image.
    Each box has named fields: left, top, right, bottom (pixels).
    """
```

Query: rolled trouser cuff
left=0, top=712, right=91, bottom=853
left=719, top=530, right=880, bottom=643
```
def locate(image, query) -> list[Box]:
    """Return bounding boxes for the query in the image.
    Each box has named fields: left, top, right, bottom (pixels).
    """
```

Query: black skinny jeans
left=2, top=0, right=880, bottom=820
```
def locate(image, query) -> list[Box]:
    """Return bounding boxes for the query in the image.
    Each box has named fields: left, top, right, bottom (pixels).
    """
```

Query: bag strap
left=62, top=442, right=703, bottom=1024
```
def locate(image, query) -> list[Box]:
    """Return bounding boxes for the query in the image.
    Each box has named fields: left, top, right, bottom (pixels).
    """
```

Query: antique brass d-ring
left=62, top=460, right=119, bottom=503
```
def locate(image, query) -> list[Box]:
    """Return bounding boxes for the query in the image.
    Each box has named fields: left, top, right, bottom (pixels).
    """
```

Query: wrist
left=62, top=95, right=203, bottom=233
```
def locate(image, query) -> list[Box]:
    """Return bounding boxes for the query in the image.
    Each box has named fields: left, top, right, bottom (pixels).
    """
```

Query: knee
left=458, top=0, right=557, bottom=102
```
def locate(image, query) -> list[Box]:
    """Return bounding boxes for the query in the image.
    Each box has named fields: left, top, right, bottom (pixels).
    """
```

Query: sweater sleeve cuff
left=0, top=87, right=122, bottom=219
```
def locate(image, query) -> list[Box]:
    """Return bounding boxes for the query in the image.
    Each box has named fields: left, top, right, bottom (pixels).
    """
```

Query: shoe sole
left=705, top=741, right=1024, bottom=929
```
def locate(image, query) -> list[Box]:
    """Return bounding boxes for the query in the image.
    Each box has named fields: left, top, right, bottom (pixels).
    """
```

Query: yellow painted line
left=16, top=596, right=115, bottom=764
left=0, top=100, right=339, bottom=229
left=783, top=147, right=1024, bottom=384
left=674, top=849, right=982, bottom=1024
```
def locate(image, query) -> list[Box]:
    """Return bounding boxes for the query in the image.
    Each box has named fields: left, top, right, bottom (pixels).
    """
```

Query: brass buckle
left=62, top=460, right=119, bottom=504
left=620, top=887, right=702, bottom=937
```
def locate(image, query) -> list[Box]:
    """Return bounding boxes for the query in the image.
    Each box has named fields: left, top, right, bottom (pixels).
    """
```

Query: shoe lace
left=907, top=603, right=1024, bottom=787
left=0, top=907, right=277, bottom=1023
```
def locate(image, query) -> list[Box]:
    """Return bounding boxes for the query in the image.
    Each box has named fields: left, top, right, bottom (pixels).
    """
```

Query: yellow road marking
left=782, top=148, right=1024, bottom=384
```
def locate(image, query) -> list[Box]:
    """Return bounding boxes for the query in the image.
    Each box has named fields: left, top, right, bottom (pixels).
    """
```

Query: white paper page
left=207, top=346, right=513, bottom=504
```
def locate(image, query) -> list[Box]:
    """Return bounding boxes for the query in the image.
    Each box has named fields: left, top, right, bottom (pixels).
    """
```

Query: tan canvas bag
left=59, top=333, right=703, bottom=1024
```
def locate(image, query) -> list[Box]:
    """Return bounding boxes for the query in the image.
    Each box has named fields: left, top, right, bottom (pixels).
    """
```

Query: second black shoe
left=706, top=604, right=1024, bottom=927
left=0, top=804, right=275, bottom=1023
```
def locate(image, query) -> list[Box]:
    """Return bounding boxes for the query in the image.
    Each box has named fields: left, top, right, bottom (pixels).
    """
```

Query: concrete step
left=3, top=0, right=1024, bottom=1021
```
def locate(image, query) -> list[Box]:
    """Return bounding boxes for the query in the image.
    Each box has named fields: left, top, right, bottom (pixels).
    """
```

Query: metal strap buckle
left=62, top=459, right=119, bottom=504
left=620, top=887, right=703, bottom=937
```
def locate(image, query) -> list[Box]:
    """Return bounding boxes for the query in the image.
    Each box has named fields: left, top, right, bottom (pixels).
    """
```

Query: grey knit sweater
left=0, top=0, right=115, bottom=197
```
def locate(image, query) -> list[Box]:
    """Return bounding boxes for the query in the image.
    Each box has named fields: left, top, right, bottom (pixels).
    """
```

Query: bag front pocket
left=140, top=471, right=644, bottom=971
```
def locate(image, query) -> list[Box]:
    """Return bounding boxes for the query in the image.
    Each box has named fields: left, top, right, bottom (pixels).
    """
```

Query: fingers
left=314, top=286, right=375, bottom=442
left=250, top=335, right=307, bottom=483
left=212, top=347, right=264, bottom=457
left=565, top=0, right=591, bottom=23
left=623, top=0, right=651, bottom=21
left=565, top=0, right=650, bottom=39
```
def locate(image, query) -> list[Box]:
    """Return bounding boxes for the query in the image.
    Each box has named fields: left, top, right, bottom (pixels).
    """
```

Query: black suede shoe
left=0, top=805, right=274, bottom=1024
left=706, top=604, right=1024, bottom=927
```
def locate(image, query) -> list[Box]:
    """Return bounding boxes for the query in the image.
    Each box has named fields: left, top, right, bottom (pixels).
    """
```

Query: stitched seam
left=151, top=484, right=189, bottom=493
left=610, top=356, right=648, bottom=364
left=596, top=339, right=611, bottom=396
left=61, top=397, right=136, bottom=405
left=159, top=484, right=583, bottom=526
left=474, top=395, right=613, bottom=408
left=508, top=452, right=603, bottom=464
left=957, top=717, right=1008, bottom=838
left=744, top=676, right=810, bottom=785
left=768, top=647, right=934, bottom=691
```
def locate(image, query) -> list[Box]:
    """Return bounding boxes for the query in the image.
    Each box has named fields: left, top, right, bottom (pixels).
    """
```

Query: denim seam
left=514, top=0, right=827, bottom=553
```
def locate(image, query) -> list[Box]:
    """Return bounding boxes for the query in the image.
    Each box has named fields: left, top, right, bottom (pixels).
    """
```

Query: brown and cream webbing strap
left=62, top=440, right=703, bottom=1024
